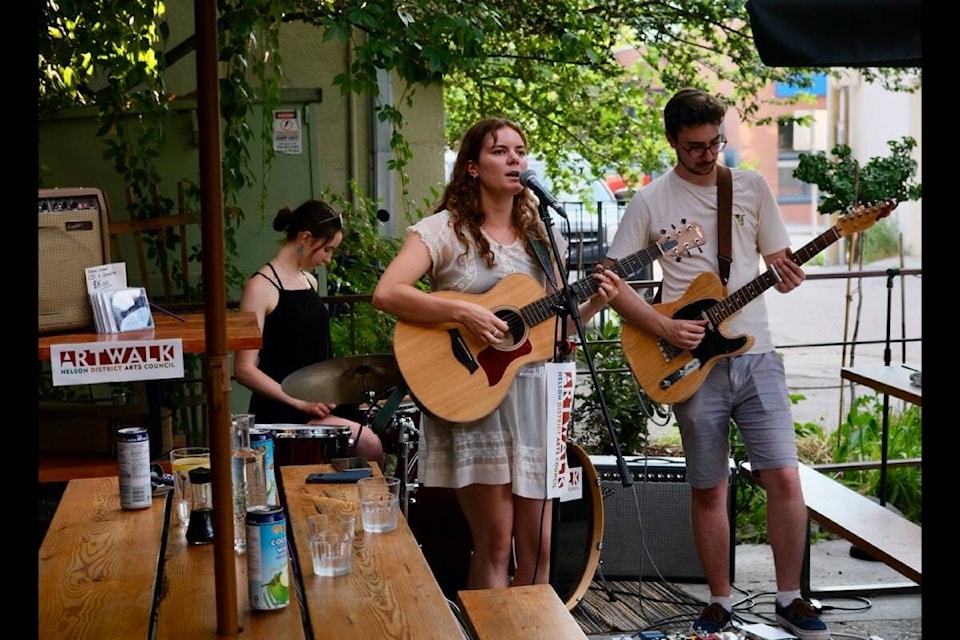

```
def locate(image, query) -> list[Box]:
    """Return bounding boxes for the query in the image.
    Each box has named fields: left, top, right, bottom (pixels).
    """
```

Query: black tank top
left=248, top=264, right=333, bottom=424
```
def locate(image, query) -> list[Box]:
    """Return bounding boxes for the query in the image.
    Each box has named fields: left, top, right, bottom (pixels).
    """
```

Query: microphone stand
left=536, top=202, right=633, bottom=487
left=877, top=267, right=899, bottom=507
left=537, top=201, right=629, bottom=603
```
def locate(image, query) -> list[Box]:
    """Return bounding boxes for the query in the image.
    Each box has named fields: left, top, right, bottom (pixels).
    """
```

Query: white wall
left=840, top=72, right=922, bottom=256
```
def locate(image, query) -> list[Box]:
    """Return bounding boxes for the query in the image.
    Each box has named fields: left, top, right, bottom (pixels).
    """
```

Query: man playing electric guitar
left=604, top=88, right=828, bottom=640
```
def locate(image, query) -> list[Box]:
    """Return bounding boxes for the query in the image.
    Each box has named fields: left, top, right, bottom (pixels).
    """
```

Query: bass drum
left=550, top=442, right=603, bottom=610
left=407, top=442, right=602, bottom=610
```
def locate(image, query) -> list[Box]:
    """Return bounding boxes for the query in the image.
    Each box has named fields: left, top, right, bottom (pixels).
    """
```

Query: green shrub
left=858, top=217, right=902, bottom=264
left=572, top=318, right=654, bottom=456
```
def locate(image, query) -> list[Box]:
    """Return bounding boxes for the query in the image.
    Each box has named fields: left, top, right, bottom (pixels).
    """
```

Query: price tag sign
left=85, top=262, right=127, bottom=294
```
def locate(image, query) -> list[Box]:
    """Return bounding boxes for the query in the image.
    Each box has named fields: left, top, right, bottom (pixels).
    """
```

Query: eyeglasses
left=681, top=137, right=727, bottom=159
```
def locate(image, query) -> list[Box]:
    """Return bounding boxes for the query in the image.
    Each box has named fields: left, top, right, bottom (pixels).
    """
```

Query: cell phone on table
left=306, top=467, right=372, bottom=483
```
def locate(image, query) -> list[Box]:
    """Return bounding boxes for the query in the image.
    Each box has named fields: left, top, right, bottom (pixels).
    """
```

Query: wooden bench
left=457, top=584, right=587, bottom=640
left=744, top=462, right=921, bottom=597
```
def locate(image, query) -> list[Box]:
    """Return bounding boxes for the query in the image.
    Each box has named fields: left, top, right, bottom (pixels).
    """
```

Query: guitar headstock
left=834, top=199, right=898, bottom=237
left=657, top=219, right=707, bottom=261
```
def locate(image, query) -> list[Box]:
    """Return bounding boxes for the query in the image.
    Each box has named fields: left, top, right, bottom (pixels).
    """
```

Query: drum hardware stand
left=593, top=560, right=618, bottom=602
left=395, top=412, right=419, bottom=517
left=353, top=388, right=381, bottom=459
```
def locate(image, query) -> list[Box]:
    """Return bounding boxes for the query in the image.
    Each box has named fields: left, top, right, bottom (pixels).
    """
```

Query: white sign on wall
left=50, top=339, right=185, bottom=386
left=272, top=109, right=303, bottom=154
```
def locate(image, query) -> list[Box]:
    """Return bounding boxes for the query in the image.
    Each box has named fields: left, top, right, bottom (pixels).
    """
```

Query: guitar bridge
left=660, top=358, right=701, bottom=390
left=448, top=328, right=479, bottom=374
left=656, top=338, right=682, bottom=362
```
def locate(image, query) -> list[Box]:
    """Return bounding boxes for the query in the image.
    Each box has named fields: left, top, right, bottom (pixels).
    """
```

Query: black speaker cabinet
left=591, top=456, right=735, bottom=582
left=38, top=188, right=111, bottom=334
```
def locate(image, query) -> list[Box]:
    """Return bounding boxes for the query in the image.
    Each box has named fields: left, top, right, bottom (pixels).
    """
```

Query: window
left=776, top=110, right=827, bottom=204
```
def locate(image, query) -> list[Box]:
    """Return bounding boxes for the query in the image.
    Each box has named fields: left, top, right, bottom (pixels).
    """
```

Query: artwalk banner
left=544, top=361, right=580, bottom=500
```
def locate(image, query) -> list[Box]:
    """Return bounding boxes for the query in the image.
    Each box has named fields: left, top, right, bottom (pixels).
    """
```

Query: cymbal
left=281, top=354, right=403, bottom=404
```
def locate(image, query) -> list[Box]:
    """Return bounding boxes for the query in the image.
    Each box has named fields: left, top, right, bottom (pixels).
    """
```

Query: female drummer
left=234, top=199, right=384, bottom=466
left=371, top=118, right=621, bottom=589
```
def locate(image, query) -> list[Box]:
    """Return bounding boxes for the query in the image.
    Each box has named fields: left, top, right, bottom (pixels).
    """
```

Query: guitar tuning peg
left=659, top=228, right=666, bottom=236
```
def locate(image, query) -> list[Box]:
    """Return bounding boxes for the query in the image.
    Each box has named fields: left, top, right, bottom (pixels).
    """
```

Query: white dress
left=408, top=210, right=568, bottom=499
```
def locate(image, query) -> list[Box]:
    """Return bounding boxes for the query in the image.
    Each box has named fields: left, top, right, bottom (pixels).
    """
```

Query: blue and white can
left=116, top=426, right=152, bottom=510
left=250, top=428, right=278, bottom=506
left=246, top=505, right=289, bottom=610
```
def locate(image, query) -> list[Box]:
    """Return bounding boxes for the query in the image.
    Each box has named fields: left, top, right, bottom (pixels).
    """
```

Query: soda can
left=250, top=428, right=278, bottom=506
left=116, top=426, right=152, bottom=510
left=246, top=505, right=289, bottom=610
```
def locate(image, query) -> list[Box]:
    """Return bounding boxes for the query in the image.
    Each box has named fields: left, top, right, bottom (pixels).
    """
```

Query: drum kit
left=277, top=354, right=603, bottom=610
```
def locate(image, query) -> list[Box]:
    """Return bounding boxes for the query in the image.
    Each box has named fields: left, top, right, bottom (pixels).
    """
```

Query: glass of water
left=357, top=476, right=400, bottom=534
left=308, top=513, right=356, bottom=577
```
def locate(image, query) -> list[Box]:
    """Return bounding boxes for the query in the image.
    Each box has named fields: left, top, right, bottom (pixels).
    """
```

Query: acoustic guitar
left=621, top=200, right=896, bottom=405
left=394, top=220, right=706, bottom=422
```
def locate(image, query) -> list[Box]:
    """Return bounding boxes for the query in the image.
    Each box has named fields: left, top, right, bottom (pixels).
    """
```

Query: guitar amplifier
left=591, top=455, right=735, bottom=582
left=38, top=188, right=111, bottom=334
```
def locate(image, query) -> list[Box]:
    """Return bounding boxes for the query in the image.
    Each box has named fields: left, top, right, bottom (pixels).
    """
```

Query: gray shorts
left=673, top=352, right=798, bottom=489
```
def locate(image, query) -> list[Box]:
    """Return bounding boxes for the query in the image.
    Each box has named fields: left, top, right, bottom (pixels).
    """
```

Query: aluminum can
left=250, top=428, right=278, bottom=506
left=246, top=505, right=289, bottom=610
left=116, top=426, right=152, bottom=510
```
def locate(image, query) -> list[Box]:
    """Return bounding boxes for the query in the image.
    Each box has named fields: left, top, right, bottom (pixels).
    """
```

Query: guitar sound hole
left=494, top=308, right=523, bottom=349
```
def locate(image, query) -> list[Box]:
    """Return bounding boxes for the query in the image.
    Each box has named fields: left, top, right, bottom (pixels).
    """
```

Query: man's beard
left=678, top=156, right=715, bottom=176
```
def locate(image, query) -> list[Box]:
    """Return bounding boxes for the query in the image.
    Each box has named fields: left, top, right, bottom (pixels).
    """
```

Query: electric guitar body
left=621, top=199, right=897, bottom=405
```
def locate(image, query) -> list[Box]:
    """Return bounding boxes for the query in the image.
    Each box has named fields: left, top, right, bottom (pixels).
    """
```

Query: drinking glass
left=357, top=476, right=400, bottom=534
left=308, top=513, right=356, bottom=576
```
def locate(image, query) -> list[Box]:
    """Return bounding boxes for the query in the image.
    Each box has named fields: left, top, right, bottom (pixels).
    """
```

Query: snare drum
left=260, top=424, right=352, bottom=467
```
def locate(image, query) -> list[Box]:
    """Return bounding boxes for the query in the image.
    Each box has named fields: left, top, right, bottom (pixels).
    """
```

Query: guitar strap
left=716, top=164, right=733, bottom=286
left=649, top=165, right=732, bottom=302
left=530, top=236, right=558, bottom=290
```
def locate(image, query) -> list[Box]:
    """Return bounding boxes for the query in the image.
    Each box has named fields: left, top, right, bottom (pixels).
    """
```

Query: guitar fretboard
left=522, top=243, right=664, bottom=327
left=706, top=199, right=894, bottom=326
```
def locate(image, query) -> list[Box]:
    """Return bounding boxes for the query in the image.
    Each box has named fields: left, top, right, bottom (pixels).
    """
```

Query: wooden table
left=280, top=464, right=465, bottom=639
left=39, top=463, right=465, bottom=639
left=38, top=311, right=262, bottom=479
left=841, top=363, right=921, bottom=406
left=841, top=362, right=922, bottom=505
left=38, top=477, right=170, bottom=638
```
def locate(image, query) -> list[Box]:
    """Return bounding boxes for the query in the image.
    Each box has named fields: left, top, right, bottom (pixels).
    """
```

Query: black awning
left=746, top=0, right=921, bottom=68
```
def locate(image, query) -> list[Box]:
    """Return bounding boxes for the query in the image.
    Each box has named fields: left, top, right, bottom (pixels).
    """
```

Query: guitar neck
left=520, top=243, right=664, bottom=326
left=709, top=225, right=841, bottom=325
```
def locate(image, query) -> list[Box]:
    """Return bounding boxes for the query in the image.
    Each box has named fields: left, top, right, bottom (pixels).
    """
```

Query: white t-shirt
left=607, top=167, right=790, bottom=354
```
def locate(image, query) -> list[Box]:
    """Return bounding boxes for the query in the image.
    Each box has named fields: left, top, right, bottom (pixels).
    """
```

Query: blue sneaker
left=691, top=602, right=732, bottom=637
left=775, top=598, right=829, bottom=640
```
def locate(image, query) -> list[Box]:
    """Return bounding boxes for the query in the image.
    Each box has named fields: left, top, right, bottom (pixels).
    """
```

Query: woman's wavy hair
left=434, top=117, right=551, bottom=269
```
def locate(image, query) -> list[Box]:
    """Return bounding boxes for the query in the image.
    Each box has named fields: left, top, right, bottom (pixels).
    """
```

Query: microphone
left=519, top=169, right=568, bottom=219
